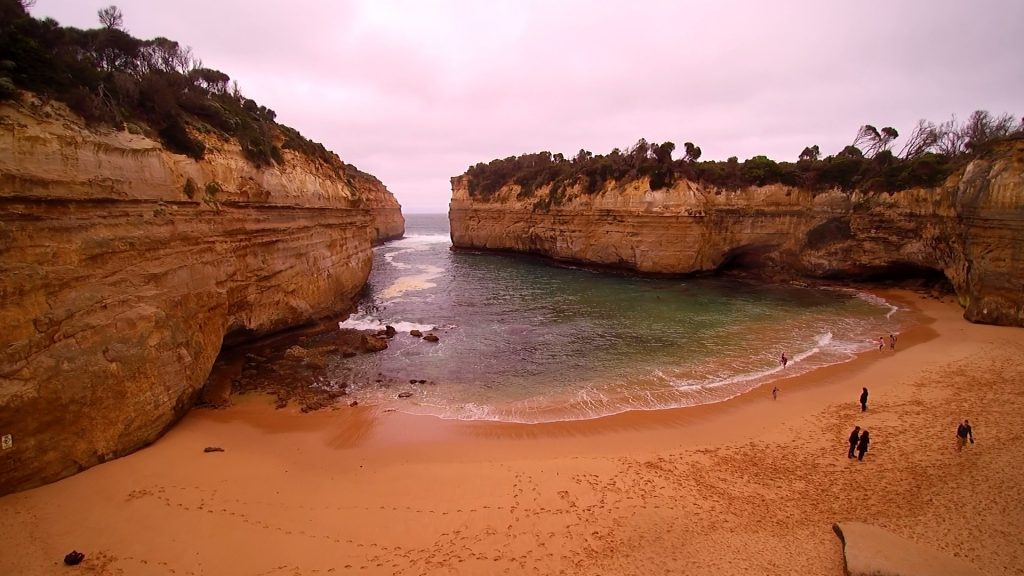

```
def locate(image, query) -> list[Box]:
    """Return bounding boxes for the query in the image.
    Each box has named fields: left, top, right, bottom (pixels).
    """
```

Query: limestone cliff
left=0, top=95, right=401, bottom=494
left=450, top=139, right=1024, bottom=327
left=355, top=172, right=405, bottom=244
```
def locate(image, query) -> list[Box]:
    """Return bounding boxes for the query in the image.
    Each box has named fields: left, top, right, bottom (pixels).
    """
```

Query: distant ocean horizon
left=331, top=213, right=906, bottom=423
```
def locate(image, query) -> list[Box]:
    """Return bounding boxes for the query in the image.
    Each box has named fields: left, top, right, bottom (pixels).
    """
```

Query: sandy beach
left=1, top=290, right=1023, bottom=575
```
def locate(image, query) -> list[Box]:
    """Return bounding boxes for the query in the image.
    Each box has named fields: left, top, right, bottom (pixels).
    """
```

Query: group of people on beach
left=847, top=388, right=976, bottom=461
left=878, top=333, right=897, bottom=351
left=772, top=333, right=974, bottom=462
left=849, top=388, right=871, bottom=459
left=848, top=425, right=870, bottom=460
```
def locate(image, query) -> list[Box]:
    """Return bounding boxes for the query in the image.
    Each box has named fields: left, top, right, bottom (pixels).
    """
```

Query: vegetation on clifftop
left=464, top=114, right=1023, bottom=206
left=0, top=0, right=357, bottom=175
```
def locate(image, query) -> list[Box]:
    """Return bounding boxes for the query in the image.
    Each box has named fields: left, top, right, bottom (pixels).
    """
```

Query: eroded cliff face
left=354, top=172, right=405, bottom=244
left=450, top=139, right=1024, bottom=327
left=0, top=95, right=402, bottom=494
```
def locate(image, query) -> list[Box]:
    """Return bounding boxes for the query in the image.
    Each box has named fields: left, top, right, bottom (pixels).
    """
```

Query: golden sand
left=2, top=291, right=1022, bottom=575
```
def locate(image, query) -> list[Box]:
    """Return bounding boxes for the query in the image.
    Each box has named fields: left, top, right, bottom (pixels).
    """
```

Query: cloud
left=33, top=0, right=1024, bottom=213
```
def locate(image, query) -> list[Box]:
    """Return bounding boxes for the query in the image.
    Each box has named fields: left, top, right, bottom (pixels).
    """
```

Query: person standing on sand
left=860, top=387, right=869, bottom=412
left=889, top=334, right=897, bottom=350
left=856, top=430, right=870, bottom=461
left=848, top=426, right=861, bottom=458
left=878, top=336, right=885, bottom=351
left=772, top=386, right=779, bottom=400
left=780, top=352, right=788, bottom=368
left=956, top=419, right=975, bottom=451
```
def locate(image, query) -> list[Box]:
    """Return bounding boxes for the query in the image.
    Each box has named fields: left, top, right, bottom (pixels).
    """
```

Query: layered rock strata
left=0, top=95, right=401, bottom=494
left=356, top=173, right=405, bottom=244
left=450, top=139, right=1024, bottom=327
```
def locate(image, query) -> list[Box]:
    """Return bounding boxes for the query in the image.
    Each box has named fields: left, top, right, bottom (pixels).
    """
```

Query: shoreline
left=2, top=289, right=1022, bottom=575
left=332, top=274, right=916, bottom=426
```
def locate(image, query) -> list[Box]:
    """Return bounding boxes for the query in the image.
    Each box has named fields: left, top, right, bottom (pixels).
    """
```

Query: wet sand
left=2, top=290, right=1023, bottom=575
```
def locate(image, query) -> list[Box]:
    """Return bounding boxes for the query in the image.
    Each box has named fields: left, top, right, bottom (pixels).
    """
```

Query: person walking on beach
left=780, top=352, right=788, bottom=368
left=889, top=334, right=897, bottom=350
left=772, top=386, right=779, bottom=400
left=878, top=336, right=885, bottom=351
left=956, top=419, right=975, bottom=451
left=856, top=430, right=870, bottom=461
left=848, top=426, right=861, bottom=458
left=860, top=387, right=869, bottom=412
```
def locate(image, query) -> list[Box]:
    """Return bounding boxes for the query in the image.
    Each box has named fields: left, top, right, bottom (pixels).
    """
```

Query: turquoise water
left=333, top=213, right=904, bottom=422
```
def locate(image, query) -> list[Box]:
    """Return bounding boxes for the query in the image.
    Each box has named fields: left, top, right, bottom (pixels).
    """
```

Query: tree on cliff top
left=97, top=5, right=123, bottom=30
left=683, top=142, right=702, bottom=162
left=799, top=145, right=820, bottom=162
left=462, top=111, right=1019, bottom=206
left=0, top=0, right=343, bottom=172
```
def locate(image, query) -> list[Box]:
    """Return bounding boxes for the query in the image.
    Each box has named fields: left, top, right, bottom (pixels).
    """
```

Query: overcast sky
left=32, top=0, right=1024, bottom=213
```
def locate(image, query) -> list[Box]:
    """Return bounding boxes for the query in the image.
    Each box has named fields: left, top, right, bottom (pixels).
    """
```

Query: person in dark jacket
left=956, top=419, right=975, bottom=451
left=856, top=430, right=870, bottom=461
left=859, top=387, right=869, bottom=412
left=848, top=426, right=861, bottom=458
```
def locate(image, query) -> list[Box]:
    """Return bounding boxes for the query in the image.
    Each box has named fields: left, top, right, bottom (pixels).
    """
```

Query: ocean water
left=333, top=213, right=904, bottom=423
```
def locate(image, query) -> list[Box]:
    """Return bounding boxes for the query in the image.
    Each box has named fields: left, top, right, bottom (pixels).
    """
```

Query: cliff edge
left=0, top=95, right=400, bottom=494
left=450, top=139, right=1024, bottom=327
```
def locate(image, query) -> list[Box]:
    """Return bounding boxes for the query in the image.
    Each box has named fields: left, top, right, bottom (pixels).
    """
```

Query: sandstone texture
left=0, top=95, right=402, bottom=494
left=450, top=139, right=1024, bottom=326
left=833, top=522, right=982, bottom=576
left=356, top=172, right=405, bottom=244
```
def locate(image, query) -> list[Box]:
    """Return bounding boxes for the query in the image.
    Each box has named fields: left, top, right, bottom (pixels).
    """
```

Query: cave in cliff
left=846, top=262, right=953, bottom=290
left=717, top=244, right=780, bottom=274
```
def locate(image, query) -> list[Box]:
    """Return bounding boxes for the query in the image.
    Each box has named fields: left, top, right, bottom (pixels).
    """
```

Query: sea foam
left=338, top=311, right=435, bottom=333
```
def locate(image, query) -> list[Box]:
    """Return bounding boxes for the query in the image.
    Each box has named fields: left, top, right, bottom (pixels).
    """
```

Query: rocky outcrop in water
left=0, top=95, right=402, bottom=494
left=449, top=139, right=1024, bottom=327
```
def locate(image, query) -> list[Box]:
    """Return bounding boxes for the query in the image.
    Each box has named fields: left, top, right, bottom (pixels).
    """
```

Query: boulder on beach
left=361, top=335, right=390, bottom=352
left=833, top=522, right=982, bottom=576
left=423, top=334, right=439, bottom=343
left=284, top=345, right=334, bottom=369
left=398, top=391, right=413, bottom=398
left=384, top=325, right=397, bottom=338
left=410, top=329, right=423, bottom=338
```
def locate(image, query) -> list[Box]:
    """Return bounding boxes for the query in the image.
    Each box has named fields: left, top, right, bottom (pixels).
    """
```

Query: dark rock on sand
left=398, top=391, right=414, bottom=398
left=63, top=551, right=85, bottom=566
left=349, top=400, right=359, bottom=407
left=362, top=335, right=390, bottom=352
left=410, top=329, right=423, bottom=338
left=833, top=522, right=982, bottom=576
left=203, top=447, right=225, bottom=453
left=384, top=325, right=397, bottom=338
left=423, top=334, right=439, bottom=343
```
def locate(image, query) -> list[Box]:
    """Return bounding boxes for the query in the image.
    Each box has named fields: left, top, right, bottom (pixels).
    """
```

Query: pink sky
left=32, top=1, right=1024, bottom=213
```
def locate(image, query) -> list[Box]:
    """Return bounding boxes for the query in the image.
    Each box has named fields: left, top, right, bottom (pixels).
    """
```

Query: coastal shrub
left=0, top=76, right=16, bottom=100
left=0, top=1, right=344, bottom=172
left=204, top=180, right=222, bottom=199
left=158, top=116, right=206, bottom=160
left=464, top=126, right=988, bottom=201
left=182, top=177, right=198, bottom=199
